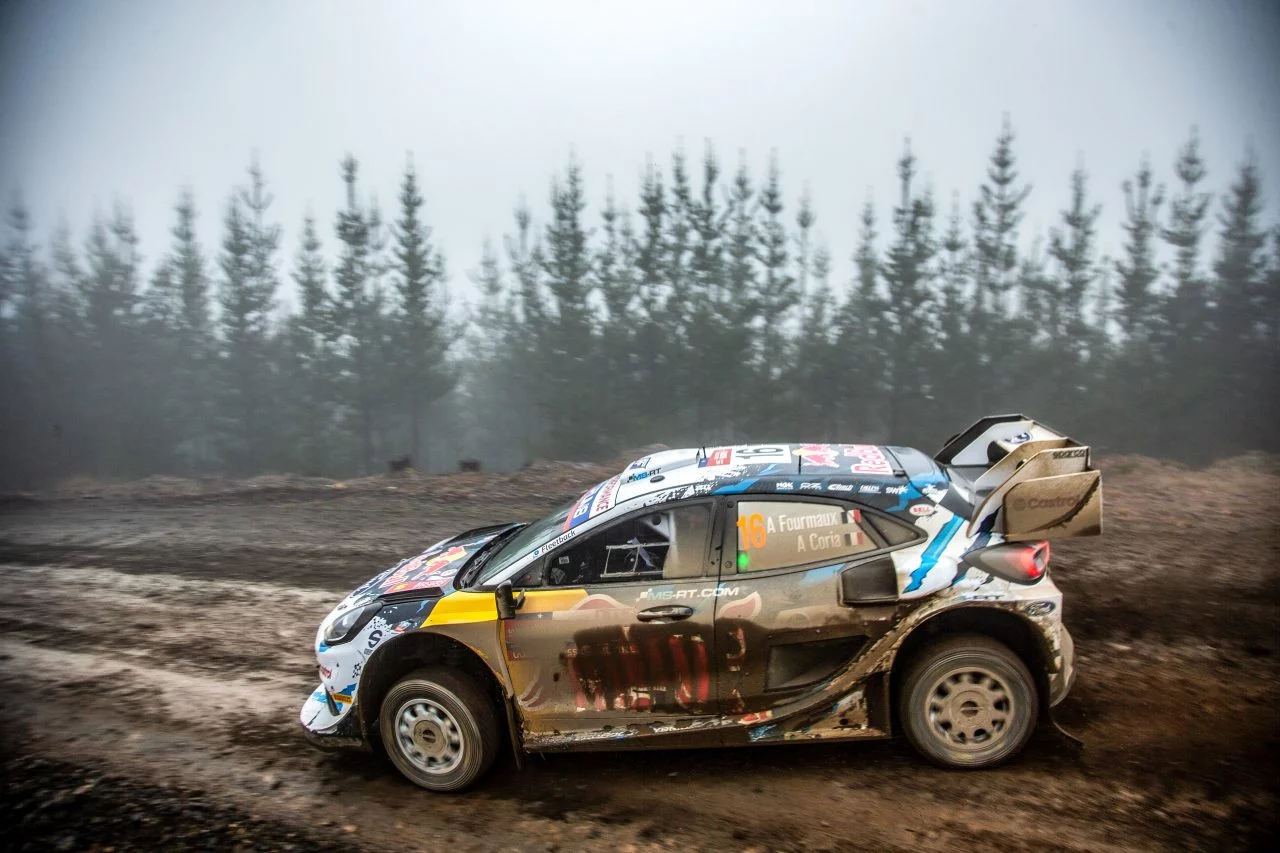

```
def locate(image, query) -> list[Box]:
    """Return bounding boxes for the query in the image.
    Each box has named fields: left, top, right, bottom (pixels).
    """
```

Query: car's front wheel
left=379, top=667, right=499, bottom=792
left=899, top=633, right=1038, bottom=769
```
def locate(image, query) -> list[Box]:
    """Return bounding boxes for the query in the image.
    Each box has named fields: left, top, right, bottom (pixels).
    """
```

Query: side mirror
left=495, top=580, right=525, bottom=620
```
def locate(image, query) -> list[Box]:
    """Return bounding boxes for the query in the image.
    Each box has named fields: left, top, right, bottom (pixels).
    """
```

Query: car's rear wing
left=935, top=414, right=1103, bottom=542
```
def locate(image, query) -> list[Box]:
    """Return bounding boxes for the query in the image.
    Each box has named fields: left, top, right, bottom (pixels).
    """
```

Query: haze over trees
left=1, top=122, right=1276, bottom=488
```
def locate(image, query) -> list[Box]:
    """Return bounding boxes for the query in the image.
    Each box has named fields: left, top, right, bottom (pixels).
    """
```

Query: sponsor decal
left=531, top=528, right=578, bottom=557
left=1010, top=495, right=1079, bottom=511
left=859, top=484, right=881, bottom=494
left=1024, top=601, right=1056, bottom=617
left=626, top=467, right=661, bottom=483
left=826, top=483, right=854, bottom=492
left=799, top=481, right=823, bottom=490
left=735, top=446, right=792, bottom=462
left=795, top=444, right=841, bottom=468
left=774, top=481, right=795, bottom=491
left=628, top=456, right=652, bottom=470
left=885, top=485, right=908, bottom=495
left=701, top=448, right=734, bottom=467
left=639, top=586, right=741, bottom=600
left=1008, top=431, right=1033, bottom=445
left=844, top=444, right=895, bottom=476
left=921, top=483, right=948, bottom=502
left=566, top=482, right=605, bottom=530
left=392, top=620, right=416, bottom=633
left=1052, top=448, right=1087, bottom=459
left=366, top=629, right=384, bottom=649
left=909, top=504, right=935, bottom=517
left=318, top=664, right=332, bottom=679
left=718, top=590, right=763, bottom=620
left=382, top=545, right=469, bottom=593
left=591, top=475, right=622, bottom=516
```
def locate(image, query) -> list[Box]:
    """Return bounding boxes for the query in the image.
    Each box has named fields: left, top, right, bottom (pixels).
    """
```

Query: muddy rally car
left=300, top=414, right=1102, bottom=792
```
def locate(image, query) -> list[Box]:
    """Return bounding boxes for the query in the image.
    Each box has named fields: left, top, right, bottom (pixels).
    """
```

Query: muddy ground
left=1, top=455, right=1277, bottom=852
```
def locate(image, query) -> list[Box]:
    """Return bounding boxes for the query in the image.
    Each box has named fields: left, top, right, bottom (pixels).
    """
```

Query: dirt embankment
left=0, top=455, right=1276, bottom=852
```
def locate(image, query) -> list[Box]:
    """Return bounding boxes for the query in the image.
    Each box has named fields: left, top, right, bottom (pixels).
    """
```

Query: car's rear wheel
left=379, top=667, right=499, bottom=792
left=899, top=633, right=1038, bottom=769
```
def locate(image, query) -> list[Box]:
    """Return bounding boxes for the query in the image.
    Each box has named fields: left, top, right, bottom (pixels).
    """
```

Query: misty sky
left=2, top=0, right=1278, bottom=311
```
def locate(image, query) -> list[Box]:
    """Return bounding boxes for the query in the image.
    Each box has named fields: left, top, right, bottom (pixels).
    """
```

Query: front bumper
left=299, top=684, right=368, bottom=751
left=1048, top=625, right=1076, bottom=707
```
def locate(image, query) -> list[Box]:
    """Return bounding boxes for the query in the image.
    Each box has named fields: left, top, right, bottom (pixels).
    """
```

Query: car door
left=714, top=496, right=919, bottom=718
left=501, top=500, right=724, bottom=744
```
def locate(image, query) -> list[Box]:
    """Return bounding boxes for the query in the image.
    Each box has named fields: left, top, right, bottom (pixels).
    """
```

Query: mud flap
left=1042, top=711, right=1085, bottom=757
left=505, top=697, right=525, bottom=771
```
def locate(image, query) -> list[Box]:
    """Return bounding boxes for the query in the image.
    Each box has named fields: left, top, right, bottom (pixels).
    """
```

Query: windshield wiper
left=459, top=525, right=525, bottom=589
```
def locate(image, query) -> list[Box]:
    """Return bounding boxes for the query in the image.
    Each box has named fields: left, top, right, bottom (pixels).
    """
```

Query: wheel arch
left=888, top=605, right=1052, bottom=732
left=356, top=629, right=510, bottom=752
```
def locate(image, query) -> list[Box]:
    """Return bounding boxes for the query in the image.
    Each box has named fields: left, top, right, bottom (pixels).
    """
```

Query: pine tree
left=1, top=196, right=53, bottom=485
left=81, top=203, right=146, bottom=475
left=971, top=118, right=1032, bottom=411
left=595, top=183, right=640, bottom=443
left=1048, top=167, right=1101, bottom=353
left=164, top=191, right=215, bottom=471
left=1211, top=149, right=1269, bottom=453
left=392, top=156, right=453, bottom=470
left=1114, top=157, right=1165, bottom=342
left=505, top=200, right=546, bottom=459
left=681, top=146, right=733, bottom=440
left=880, top=141, right=938, bottom=442
left=539, top=155, right=597, bottom=457
left=933, top=195, right=974, bottom=422
left=217, top=160, right=280, bottom=474
left=282, top=213, right=333, bottom=474
left=837, top=199, right=886, bottom=437
left=1158, top=129, right=1214, bottom=459
left=632, top=159, right=671, bottom=430
left=332, top=154, right=391, bottom=474
left=753, top=152, right=798, bottom=434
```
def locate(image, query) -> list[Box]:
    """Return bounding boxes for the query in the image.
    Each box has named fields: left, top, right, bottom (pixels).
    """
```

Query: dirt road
left=1, top=458, right=1277, bottom=852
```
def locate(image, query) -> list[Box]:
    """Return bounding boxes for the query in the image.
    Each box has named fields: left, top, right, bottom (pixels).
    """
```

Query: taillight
left=963, top=541, right=1050, bottom=585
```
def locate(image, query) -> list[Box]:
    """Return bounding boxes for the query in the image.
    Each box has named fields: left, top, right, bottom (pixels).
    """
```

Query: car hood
left=349, top=523, right=521, bottom=601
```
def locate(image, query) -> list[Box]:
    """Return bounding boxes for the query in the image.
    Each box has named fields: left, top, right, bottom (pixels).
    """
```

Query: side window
left=735, top=500, right=877, bottom=573
left=542, top=504, right=713, bottom=587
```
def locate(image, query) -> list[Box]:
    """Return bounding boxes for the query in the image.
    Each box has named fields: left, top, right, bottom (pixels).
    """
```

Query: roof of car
left=563, top=443, right=947, bottom=533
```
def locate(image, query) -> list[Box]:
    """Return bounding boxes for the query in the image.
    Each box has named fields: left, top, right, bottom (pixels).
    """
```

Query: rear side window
left=734, top=500, right=877, bottom=572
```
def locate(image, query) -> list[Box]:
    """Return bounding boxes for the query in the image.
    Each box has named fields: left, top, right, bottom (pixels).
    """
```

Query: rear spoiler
left=936, top=414, right=1103, bottom=542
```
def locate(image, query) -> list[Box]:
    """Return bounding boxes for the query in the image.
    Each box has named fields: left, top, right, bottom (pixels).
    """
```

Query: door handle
left=637, top=605, right=694, bottom=622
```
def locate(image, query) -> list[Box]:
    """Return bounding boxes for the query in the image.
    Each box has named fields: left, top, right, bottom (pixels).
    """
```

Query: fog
left=1, top=0, right=1278, bottom=486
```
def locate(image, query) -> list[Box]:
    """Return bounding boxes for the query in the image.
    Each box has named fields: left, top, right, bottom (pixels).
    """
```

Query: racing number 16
left=736, top=513, right=766, bottom=549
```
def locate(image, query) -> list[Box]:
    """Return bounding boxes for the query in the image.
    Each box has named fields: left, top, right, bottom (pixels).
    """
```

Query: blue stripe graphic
left=904, top=515, right=965, bottom=593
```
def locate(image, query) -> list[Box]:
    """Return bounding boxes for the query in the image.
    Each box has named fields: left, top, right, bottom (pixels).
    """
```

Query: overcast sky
left=2, top=0, right=1277, bottom=311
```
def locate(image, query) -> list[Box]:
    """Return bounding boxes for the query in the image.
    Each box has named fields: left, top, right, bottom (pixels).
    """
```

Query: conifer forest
left=1, top=123, right=1276, bottom=487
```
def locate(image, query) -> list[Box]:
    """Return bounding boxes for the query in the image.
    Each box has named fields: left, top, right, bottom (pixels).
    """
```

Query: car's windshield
left=473, top=497, right=578, bottom=585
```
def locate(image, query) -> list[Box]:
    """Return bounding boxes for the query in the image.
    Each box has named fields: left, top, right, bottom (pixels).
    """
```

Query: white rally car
left=301, top=414, right=1101, bottom=791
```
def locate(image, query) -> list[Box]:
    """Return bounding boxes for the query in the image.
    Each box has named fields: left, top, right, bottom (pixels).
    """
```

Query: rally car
left=300, top=414, right=1102, bottom=792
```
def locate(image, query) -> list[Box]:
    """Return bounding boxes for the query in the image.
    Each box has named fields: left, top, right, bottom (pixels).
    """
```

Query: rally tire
left=379, top=667, right=499, bottom=792
left=899, top=633, right=1038, bottom=769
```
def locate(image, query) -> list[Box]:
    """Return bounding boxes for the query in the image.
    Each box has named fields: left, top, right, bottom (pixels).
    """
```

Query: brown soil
left=0, top=457, right=1277, bottom=852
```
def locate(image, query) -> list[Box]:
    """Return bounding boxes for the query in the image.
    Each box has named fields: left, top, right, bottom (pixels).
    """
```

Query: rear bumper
left=1048, top=625, right=1076, bottom=707
left=299, top=684, right=369, bottom=751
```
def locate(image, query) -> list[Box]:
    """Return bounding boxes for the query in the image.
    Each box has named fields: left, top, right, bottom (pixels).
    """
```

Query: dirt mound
left=6, top=460, right=618, bottom=506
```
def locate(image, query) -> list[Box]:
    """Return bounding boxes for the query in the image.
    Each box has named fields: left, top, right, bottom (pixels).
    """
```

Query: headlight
left=323, top=599, right=382, bottom=645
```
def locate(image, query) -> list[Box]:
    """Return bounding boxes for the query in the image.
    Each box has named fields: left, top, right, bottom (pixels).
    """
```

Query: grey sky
left=2, top=0, right=1277, bottom=313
